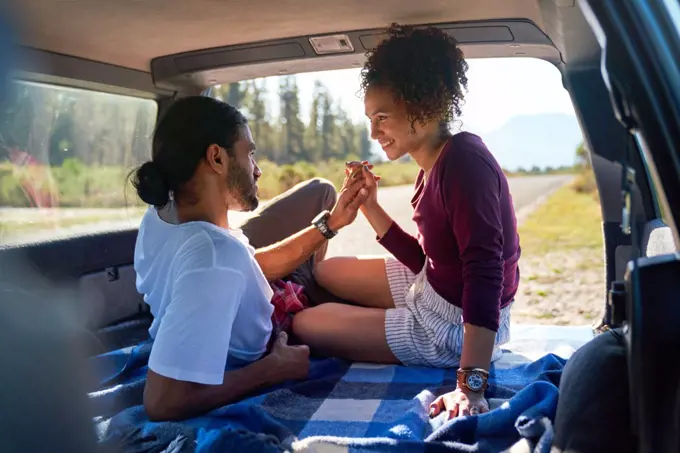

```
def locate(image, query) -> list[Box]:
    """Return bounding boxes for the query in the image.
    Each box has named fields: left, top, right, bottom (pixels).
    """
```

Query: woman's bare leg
left=292, top=303, right=399, bottom=364
left=313, top=256, right=394, bottom=309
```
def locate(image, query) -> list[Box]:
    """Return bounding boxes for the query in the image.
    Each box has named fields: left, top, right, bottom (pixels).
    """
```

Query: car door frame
left=579, top=1, right=680, bottom=451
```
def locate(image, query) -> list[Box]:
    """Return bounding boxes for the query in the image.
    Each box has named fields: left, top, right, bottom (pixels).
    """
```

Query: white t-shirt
left=134, top=207, right=274, bottom=385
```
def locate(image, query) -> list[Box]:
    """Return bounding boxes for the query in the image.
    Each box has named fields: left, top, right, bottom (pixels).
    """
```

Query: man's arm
left=143, top=247, right=282, bottom=421
left=255, top=172, right=367, bottom=281
left=145, top=332, right=308, bottom=421
left=254, top=224, right=332, bottom=282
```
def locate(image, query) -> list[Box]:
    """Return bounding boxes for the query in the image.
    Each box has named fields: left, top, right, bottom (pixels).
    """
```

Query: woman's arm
left=459, top=324, right=496, bottom=370
left=447, top=154, right=505, bottom=369
left=429, top=147, right=505, bottom=420
left=356, top=165, right=426, bottom=274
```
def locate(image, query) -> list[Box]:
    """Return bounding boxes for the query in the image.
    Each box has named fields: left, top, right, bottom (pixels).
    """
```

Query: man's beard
left=227, top=160, right=259, bottom=212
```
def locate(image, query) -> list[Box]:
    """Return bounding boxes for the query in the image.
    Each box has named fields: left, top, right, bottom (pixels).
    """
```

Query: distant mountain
left=477, top=113, right=584, bottom=171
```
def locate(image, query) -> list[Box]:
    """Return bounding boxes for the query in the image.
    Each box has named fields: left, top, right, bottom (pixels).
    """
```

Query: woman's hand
left=327, top=168, right=369, bottom=231
left=345, top=160, right=380, bottom=211
left=429, top=388, right=490, bottom=420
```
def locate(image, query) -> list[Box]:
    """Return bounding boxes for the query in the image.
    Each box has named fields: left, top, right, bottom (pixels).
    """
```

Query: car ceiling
left=7, top=0, right=600, bottom=94
left=13, top=0, right=551, bottom=71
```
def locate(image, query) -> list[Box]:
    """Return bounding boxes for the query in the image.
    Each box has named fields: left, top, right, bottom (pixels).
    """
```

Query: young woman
left=292, top=23, right=521, bottom=417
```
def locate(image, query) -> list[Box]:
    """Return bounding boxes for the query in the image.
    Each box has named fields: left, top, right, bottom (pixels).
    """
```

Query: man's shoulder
left=136, top=208, right=253, bottom=273
left=177, top=225, right=252, bottom=268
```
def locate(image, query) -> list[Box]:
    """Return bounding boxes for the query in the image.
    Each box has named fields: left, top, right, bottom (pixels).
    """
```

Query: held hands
left=429, top=387, right=490, bottom=420
left=268, top=331, right=310, bottom=381
left=344, top=160, right=380, bottom=211
left=327, top=162, right=372, bottom=231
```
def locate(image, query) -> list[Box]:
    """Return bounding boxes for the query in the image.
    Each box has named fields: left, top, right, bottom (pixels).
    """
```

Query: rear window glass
left=0, top=81, right=157, bottom=245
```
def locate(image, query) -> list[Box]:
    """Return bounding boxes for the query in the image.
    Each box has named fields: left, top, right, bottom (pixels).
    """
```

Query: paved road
left=321, top=174, right=572, bottom=257
left=1, top=174, right=572, bottom=249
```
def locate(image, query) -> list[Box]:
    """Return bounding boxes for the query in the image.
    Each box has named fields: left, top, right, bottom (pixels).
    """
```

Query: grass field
left=0, top=159, right=424, bottom=210
left=513, top=169, right=606, bottom=325
left=1, top=157, right=578, bottom=210
left=518, top=177, right=603, bottom=256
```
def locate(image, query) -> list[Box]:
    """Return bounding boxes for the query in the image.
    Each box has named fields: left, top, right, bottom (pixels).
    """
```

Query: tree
left=215, top=82, right=248, bottom=109
left=208, top=76, right=374, bottom=165
left=304, top=81, right=324, bottom=163
left=336, top=106, right=356, bottom=160
left=320, top=90, right=337, bottom=160
left=278, top=76, right=305, bottom=163
left=358, top=124, right=373, bottom=162
left=576, top=142, right=590, bottom=169
left=244, top=80, right=269, bottom=156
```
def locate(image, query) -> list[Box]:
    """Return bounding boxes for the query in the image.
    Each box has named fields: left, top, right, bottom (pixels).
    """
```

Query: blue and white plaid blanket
left=90, top=341, right=567, bottom=453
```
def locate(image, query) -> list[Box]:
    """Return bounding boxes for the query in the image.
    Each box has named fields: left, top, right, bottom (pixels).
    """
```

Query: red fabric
left=269, top=279, right=308, bottom=336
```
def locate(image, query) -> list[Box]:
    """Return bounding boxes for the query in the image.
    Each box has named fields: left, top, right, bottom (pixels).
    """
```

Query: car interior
left=1, top=0, right=680, bottom=451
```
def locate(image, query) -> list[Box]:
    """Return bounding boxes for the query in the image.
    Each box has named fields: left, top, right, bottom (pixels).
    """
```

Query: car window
left=0, top=81, right=157, bottom=245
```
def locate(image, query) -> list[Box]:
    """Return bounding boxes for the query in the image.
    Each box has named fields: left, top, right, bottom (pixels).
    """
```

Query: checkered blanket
left=90, top=341, right=566, bottom=453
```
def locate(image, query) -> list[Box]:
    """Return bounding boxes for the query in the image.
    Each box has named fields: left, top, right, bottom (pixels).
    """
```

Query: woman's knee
left=291, top=309, right=311, bottom=341
left=292, top=304, right=336, bottom=342
left=314, top=256, right=394, bottom=308
left=313, top=257, right=342, bottom=289
left=313, top=257, right=365, bottom=294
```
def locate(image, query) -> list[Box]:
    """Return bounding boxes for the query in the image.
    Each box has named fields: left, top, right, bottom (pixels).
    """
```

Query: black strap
left=601, top=128, right=641, bottom=331
left=621, top=129, right=640, bottom=261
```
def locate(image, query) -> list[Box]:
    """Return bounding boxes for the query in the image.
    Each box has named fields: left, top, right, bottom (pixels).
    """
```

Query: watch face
left=466, top=373, right=484, bottom=391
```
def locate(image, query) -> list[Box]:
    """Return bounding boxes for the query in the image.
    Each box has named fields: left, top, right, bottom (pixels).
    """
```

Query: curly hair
left=360, top=23, right=469, bottom=131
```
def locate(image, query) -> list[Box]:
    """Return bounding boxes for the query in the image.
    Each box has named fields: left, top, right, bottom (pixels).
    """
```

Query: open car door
left=581, top=0, right=680, bottom=451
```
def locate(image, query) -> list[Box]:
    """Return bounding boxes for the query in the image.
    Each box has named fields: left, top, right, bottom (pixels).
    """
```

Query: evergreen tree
left=278, top=76, right=305, bottom=163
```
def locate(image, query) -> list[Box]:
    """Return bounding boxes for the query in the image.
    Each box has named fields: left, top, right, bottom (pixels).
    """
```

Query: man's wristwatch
left=312, top=210, right=337, bottom=239
left=456, top=368, right=489, bottom=393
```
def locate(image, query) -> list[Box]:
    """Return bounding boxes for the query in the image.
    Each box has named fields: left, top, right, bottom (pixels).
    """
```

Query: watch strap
left=456, top=368, right=489, bottom=393
left=312, top=210, right=337, bottom=239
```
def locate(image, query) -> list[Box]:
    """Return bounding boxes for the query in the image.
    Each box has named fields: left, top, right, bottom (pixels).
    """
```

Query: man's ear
left=205, top=144, right=228, bottom=174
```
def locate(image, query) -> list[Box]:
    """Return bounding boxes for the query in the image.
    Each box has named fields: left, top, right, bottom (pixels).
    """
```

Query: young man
left=131, top=96, right=368, bottom=421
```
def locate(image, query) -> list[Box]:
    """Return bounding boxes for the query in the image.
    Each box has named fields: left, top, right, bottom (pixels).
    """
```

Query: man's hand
left=346, top=160, right=380, bottom=211
left=254, top=169, right=366, bottom=281
left=343, top=161, right=393, bottom=238
left=266, top=331, right=310, bottom=381
left=429, top=387, right=490, bottom=420
left=144, top=331, right=310, bottom=422
left=327, top=166, right=369, bottom=231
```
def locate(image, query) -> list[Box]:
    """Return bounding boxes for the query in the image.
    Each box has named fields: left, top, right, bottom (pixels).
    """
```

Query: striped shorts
left=384, top=257, right=513, bottom=368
